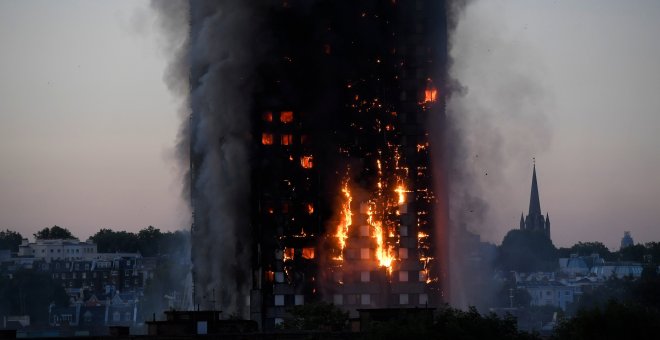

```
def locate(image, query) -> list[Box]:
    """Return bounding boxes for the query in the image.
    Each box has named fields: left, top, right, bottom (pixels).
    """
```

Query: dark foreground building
left=190, top=0, right=448, bottom=330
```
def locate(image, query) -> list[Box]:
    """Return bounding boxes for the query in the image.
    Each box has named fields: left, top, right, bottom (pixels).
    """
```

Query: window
left=274, top=295, right=285, bottom=306
left=295, top=295, right=304, bottom=306
left=125, top=312, right=132, bottom=321
left=300, top=155, right=313, bottom=169
left=280, top=134, right=293, bottom=145
left=301, top=248, right=315, bottom=259
left=419, top=294, right=429, bottom=305
left=113, top=312, right=120, bottom=322
left=333, top=294, right=343, bottom=305
left=419, top=271, right=428, bottom=282
left=263, top=111, right=273, bottom=122
left=275, top=272, right=284, bottom=283
left=360, top=248, right=370, bottom=259
left=361, top=294, right=371, bottom=305
left=399, top=248, right=409, bottom=259
left=361, top=271, right=370, bottom=282
left=359, top=225, right=370, bottom=237
left=280, top=111, right=294, bottom=123
left=300, top=135, right=309, bottom=144
left=274, top=318, right=284, bottom=326
left=399, top=271, right=408, bottom=282
left=262, top=133, right=274, bottom=145
left=400, top=226, right=408, bottom=237
left=399, top=294, right=409, bottom=305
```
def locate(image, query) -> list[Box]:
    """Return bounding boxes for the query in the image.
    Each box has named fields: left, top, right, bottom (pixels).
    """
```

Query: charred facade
left=190, top=0, right=448, bottom=330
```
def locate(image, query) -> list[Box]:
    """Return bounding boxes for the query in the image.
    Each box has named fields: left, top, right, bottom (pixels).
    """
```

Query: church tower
left=520, top=162, right=551, bottom=239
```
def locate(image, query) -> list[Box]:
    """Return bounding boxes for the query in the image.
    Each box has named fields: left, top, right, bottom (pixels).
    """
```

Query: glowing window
left=281, top=134, right=293, bottom=145
left=284, top=248, right=294, bottom=261
left=263, top=111, right=273, bottom=122
left=280, top=111, right=294, bottom=123
left=262, top=133, right=274, bottom=145
left=360, top=248, right=370, bottom=259
left=300, top=155, right=313, bottom=169
left=359, top=225, right=369, bottom=237
left=424, top=88, right=438, bottom=103
left=306, top=203, right=314, bottom=215
left=399, top=271, right=408, bottom=282
left=399, top=248, right=409, bottom=259
left=419, top=271, right=427, bottom=282
left=301, top=248, right=315, bottom=259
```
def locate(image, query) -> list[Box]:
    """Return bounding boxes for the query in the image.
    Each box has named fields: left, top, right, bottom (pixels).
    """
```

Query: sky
left=0, top=0, right=658, bottom=250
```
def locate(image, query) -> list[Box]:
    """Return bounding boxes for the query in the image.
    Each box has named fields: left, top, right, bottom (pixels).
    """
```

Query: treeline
left=495, top=229, right=660, bottom=272
left=0, top=226, right=189, bottom=257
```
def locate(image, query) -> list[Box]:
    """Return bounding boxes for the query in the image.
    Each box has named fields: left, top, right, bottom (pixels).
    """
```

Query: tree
left=137, top=226, right=163, bottom=257
left=279, top=301, right=348, bottom=331
left=0, top=269, right=69, bottom=325
left=33, top=226, right=75, bottom=240
left=0, top=229, right=23, bottom=252
left=560, top=242, right=614, bottom=261
left=619, top=244, right=646, bottom=262
left=553, top=301, right=660, bottom=340
left=497, top=230, right=557, bottom=272
left=89, top=229, right=139, bottom=253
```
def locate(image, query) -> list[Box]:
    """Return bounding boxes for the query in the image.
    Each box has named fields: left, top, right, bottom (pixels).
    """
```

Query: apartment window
left=280, top=111, right=293, bottom=123
left=274, top=318, right=284, bottom=326
left=333, top=294, right=343, bottom=305
left=301, top=248, right=315, bottom=259
left=281, top=134, right=293, bottom=146
left=295, top=295, right=304, bottom=306
left=360, top=248, right=370, bottom=259
left=274, top=295, right=285, bottom=306
left=359, top=225, right=369, bottom=237
left=113, top=312, right=120, bottom=322
left=399, top=248, right=409, bottom=259
left=419, top=294, right=429, bottom=305
left=262, top=133, right=274, bottom=145
left=361, top=294, right=371, bottom=305
left=361, top=271, right=370, bottom=282
left=399, top=271, right=408, bottom=282
left=400, top=226, right=408, bottom=237
left=275, top=272, right=284, bottom=283
left=419, top=271, right=428, bottom=282
left=399, top=294, right=409, bottom=305
left=263, top=111, right=273, bottom=122
left=300, top=155, right=313, bottom=169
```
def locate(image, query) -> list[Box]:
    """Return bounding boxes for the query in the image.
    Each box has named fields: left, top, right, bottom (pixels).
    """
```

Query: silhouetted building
left=190, top=0, right=448, bottom=331
left=620, top=231, right=634, bottom=249
left=519, top=164, right=551, bottom=239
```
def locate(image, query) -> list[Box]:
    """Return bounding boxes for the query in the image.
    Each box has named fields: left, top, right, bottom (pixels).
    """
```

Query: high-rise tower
left=190, top=0, right=448, bottom=330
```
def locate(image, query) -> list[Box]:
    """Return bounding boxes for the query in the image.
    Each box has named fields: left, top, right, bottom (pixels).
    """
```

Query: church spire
left=528, top=162, right=542, bottom=217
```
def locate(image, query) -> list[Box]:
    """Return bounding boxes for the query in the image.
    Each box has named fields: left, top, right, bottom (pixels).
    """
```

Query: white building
left=518, top=281, right=580, bottom=311
left=17, top=238, right=97, bottom=262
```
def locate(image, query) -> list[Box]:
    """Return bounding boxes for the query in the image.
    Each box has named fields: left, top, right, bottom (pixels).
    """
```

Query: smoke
left=151, top=0, right=265, bottom=316
left=441, top=0, right=553, bottom=308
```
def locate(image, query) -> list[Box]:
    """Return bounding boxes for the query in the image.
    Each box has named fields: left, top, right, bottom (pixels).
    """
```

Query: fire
left=306, top=203, right=314, bottom=214
left=300, top=155, right=313, bottom=169
left=424, top=87, right=437, bottom=103
left=334, top=181, right=352, bottom=260
left=367, top=204, right=395, bottom=273
left=261, top=133, right=274, bottom=145
left=395, top=185, right=406, bottom=204
left=280, top=111, right=294, bottom=123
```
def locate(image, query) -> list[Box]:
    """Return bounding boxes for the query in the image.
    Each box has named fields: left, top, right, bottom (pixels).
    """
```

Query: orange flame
left=334, top=181, right=352, bottom=260
left=367, top=204, right=395, bottom=273
left=395, top=185, right=406, bottom=204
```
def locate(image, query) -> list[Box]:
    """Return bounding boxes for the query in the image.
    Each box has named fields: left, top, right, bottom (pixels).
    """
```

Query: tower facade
left=519, top=164, right=551, bottom=239
left=190, top=0, right=448, bottom=330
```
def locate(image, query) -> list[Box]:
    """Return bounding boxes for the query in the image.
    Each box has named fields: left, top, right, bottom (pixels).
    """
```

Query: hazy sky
left=0, top=1, right=658, bottom=250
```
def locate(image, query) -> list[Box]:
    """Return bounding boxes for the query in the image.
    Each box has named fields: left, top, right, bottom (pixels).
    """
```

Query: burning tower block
left=190, top=0, right=448, bottom=330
